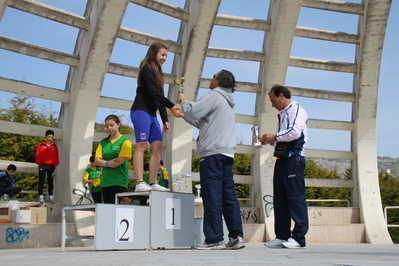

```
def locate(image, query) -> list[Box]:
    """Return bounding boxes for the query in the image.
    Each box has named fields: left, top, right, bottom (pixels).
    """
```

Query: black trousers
left=101, top=186, right=127, bottom=204
left=0, top=185, right=22, bottom=198
left=273, top=155, right=308, bottom=247
left=38, top=164, right=55, bottom=195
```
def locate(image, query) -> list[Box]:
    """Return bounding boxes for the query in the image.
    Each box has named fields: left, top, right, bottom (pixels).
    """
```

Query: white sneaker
left=150, top=182, right=171, bottom=191
left=49, top=195, right=54, bottom=202
left=135, top=182, right=152, bottom=192
left=226, top=236, right=245, bottom=249
left=264, top=238, right=286, bottom=248
left=196, top=241, right=226, bottom=250
left=39, top=195, right=44, bottom=203
left=1, top=194, right=10, bottom=201
left=282, top=237, right=305, bottom=249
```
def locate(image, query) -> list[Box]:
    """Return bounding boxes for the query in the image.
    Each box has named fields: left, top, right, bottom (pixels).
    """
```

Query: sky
left=0, top=0, right=398, bottom=158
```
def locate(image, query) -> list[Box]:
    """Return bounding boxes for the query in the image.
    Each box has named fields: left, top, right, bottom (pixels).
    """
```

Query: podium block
left=62, top=191, right=195, bottom=251
left=94, top=204, right=150, bottom=250
left=149, top=191, right=195, bottom=249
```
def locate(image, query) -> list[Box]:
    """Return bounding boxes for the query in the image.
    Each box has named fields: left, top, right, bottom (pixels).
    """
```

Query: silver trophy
left=195, top=184, right=201, bottom=198
left=174, top=77, right=185, bottom=94
left=251, top=126, right=263, bottom=148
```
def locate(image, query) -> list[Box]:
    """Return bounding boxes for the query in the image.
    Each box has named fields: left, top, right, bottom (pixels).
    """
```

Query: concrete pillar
left=255, top=0, right=302, bottom=241
left=56, top=0, right=129, bottom=242
left=352, top=0, right=392, bottom=243
left=0, top=0, right=8, bottom=21
left=165, top=0, right=222, bottom=186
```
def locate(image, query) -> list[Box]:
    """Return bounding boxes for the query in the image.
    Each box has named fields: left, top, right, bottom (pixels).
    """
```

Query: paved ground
left=1, top=243, right=399, bottom=266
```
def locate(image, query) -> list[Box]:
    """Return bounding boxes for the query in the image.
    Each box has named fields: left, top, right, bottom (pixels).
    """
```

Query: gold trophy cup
left=174, top=77, right=185, bottom=94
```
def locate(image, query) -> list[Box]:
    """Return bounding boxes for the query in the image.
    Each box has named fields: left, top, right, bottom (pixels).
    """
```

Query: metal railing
left=20, top=190, right=37, bottom=194
left=306, top=199, right=351, bottom=207
left=384, top=206, right=399, bottom=228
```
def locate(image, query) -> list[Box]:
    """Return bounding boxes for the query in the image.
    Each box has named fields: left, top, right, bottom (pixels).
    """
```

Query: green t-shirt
left=85, top=167, right=102, bottom=193
left=99, top=136, right=130, bottom=188
left=143, top=172, right=150, bottom=184
left=142, top=171, right=167, bottom=187
left=158, top=168, right=168, bottom=187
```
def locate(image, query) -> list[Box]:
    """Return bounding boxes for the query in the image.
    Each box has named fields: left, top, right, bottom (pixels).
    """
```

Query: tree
left=378, top=170, right=399, bottom=243
left=0, top=95, right=58, bottom=199
left=304, top=159, right=351, bottom=207
left=190, top=151, right=250, bottom=201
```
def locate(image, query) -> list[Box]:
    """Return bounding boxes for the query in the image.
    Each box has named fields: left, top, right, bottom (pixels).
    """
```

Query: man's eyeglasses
left=213, top=74, right=218, bottom=79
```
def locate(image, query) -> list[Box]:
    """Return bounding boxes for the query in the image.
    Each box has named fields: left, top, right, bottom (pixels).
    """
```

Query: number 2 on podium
left=115, top=208, right=134, bottom=242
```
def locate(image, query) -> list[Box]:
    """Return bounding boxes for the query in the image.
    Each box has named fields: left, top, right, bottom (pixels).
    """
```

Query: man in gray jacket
left=177, top=70, right=244, bottom=250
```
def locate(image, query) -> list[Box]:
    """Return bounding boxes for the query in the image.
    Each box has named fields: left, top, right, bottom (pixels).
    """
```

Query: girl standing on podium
left=130, top=42, right=180, bottom=192
left=95, top=115, right=132, bottom=204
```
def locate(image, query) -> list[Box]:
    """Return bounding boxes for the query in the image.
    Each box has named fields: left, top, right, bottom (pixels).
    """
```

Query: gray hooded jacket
left=181, top=87, right=236, bottom=158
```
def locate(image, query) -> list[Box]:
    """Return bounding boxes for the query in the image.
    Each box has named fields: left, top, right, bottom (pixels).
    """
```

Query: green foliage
left=191, top=151, right=200, bottom=173
left=1, top=95, right=57, bottom=126
left=0, top=95, right=58, bottom=199
left=233, top=153, right=251, bottom=175
left=304, top=159, right=351, bottom=207
left=13, top=172, right=39, bottom=200
left=234, top=153, right=251, bottom=205
left=0, top=133, right=40, bottom=162
left=378, top=171, right=399, bottom=243
left=191, top=152, right=201, bottom=196
left=190, top=152, right=250, bottom=203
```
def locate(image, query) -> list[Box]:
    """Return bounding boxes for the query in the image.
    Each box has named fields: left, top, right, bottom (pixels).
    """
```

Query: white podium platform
left=61, top=204, right=150, bottom=251
left=62, top=191, right=195, bottom=251
left=116, top=191, right=195, bottom=249
left=94, top=204, right=150, bottom=250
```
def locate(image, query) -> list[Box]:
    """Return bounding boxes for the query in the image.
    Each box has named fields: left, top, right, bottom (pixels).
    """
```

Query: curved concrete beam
left=255, top=0, right=303, bottom=242
left=55, top=0, right=130, bottom=245
left=352, top=0, right=392, bottom=244
left=165, top=0, right=222, bottom=185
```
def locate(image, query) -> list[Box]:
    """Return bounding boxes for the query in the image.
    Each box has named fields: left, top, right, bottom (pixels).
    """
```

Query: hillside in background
left=312, top=157, right=399, bottom=177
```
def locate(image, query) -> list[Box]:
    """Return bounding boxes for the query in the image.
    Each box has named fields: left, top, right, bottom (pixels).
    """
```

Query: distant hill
left=311, top=157, right=399, bottom=177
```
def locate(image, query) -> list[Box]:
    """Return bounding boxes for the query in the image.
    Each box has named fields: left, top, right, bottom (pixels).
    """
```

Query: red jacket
left=35, top=142, right=60, bottom=166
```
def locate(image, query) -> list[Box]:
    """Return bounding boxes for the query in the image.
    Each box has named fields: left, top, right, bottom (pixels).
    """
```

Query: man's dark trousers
left=200, top=154, right=243, bottom=244
left=273, top=155, right=308, bottom=247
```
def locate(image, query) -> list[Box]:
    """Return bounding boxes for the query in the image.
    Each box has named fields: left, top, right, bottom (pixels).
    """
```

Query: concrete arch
left=0, top=0, right=393, bottom=243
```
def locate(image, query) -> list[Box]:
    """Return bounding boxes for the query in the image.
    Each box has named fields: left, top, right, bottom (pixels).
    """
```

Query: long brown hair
left=138, top=42, right=167, bottom=92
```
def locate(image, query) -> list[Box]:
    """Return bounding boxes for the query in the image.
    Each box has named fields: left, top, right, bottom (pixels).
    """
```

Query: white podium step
left=62, top=191, right=195, bottom=251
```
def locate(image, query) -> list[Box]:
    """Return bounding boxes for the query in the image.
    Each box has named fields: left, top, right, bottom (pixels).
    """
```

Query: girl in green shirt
left=95, top=115, right=132, bottom=204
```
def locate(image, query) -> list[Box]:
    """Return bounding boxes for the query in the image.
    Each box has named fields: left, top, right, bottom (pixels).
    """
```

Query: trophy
left=195, top=184, right=201, bottom=198
left=174, top=77, right=185, bottom=94
left=251, top=126, right=263, bottom=148
left=182, top=173, right=192, bottom=193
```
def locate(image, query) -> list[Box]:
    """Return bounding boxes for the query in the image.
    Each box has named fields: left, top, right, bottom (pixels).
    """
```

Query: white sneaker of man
left=49, top=195, right=54, bottom=202
left=39, top=195, right=44, bottom=203
left=264, top=238, right=286, bottom=248
left=135, top=182, right=152, bottom=192
left=226, top=236, right=245, bottom=249
left=282, top=237, right=306, bottom=249
left=196, top=241, right=226, bottom=250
